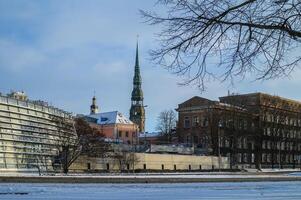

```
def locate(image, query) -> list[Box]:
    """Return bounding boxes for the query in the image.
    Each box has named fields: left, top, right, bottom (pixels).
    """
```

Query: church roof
left=87, top=111, right=134, bottom=125
left=132, top=41, right=143, bottom=89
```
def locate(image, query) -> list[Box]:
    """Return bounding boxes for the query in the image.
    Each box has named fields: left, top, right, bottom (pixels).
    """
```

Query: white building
left=0, top=91, right=76, bottom=173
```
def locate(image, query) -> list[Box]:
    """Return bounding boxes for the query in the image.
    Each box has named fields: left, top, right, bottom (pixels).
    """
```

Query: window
left=0, top=96, right=7, bottom=103
left=118, top=131, right=122, bottom=138
left=237, top=153, right=242, bottom=163
left=243, top=120, right=248, bottom=130
left=125, top=131, right=129, bottom=137
left=266, top=154, right=270, bottom=163
left=193, top=116, right=199, bottom=126
left=243, top=153, right=248, bottom=163
left=202, top=117, right=208, bottom=127
left=184, top=117, right=190, bottom=128
left=262, top=153, right=267, bottom=163
left=267, top=141, right=271, bottom=149
left=237, top=137, right=242, bottom=148
left=242, top=138, right=247, bottom=149
left=238, top=119, right=243, bottom=129
left=225, top=139, right=230, bottom=148
left=0, top=105, right=8, bottom=110
left=8, top=98, right=18, bottom=105
left=193, top=136, right=198, bottom=144
left=9, top=106, right=18, bottom=112
left=186, top=135, right=191, bottom=143
left=267, top=127, right=271, bottom=136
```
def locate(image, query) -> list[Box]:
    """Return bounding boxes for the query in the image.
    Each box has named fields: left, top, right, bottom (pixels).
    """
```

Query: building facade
left=0, top=91, right=76, bottom=173
left=220, top=93, right=301, bottom=169
left=84, top=110, right=139, bottom=145
left=129, top=42, right=145, bottom=133
left=177, top=93, right=301, bottom=169
left=84, top=95, right=139, bottom=145
left=177, top=96, right=257, bottom=169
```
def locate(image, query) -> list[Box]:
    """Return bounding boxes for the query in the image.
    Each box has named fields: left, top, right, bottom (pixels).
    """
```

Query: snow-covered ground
left=0, top=174, right=295, bottom=179
left=247, top=168, right=301, bottom=173
left=1, top=171, right=301, bottom=181
left=1, top=182, right=301, bottom=200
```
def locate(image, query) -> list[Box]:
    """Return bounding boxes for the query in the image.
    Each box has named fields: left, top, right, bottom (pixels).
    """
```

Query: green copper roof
left=131, top=41, right=143, bottom=101
left=130, top=40, right=146, bottom=132
left=131, top=86, right=143, bottom=101
left=135, top=42, right=139, bottom=69
left=133, top=42, right=142, bottom=85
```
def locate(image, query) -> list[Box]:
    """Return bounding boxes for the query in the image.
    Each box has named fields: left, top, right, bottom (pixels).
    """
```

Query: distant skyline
left=1, top=0, right=301, bottom=132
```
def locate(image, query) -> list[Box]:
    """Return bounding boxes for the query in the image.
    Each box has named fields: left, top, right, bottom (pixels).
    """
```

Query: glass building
left=0, top=91, right=76, bottom=173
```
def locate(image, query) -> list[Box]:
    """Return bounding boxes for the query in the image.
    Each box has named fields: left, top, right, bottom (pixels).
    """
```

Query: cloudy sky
left=1, top=0, right=301, bottom=132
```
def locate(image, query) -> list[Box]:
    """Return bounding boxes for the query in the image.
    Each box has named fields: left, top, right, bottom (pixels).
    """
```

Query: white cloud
left=0, top=39, right=46, bottom=71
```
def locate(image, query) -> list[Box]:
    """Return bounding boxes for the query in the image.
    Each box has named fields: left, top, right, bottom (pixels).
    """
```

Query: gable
left=178, top=96, right=214, bottom=109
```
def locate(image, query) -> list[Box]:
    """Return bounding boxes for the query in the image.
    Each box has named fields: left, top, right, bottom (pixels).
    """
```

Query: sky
left=1, top=0, right=301, bottom=132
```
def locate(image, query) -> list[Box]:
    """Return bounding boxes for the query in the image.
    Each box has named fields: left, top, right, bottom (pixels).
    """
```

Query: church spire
left=133, top=41, right=142, bottom=86
left=90, top=92, right=99, bottom=114
left=135, top=41, right=139, bottom=69
left=130, top=40, right=145, bottom=133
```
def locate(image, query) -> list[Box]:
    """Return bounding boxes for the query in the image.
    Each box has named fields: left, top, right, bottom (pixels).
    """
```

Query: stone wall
left=69, top=153, right=229, bottom=172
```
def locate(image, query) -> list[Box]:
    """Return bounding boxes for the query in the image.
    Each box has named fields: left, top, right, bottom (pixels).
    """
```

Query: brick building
left=84, top=111, right=139, bottom=145
left=177, top=93, right=301, bottom=169
left=81, top=95, right=139, bottom=145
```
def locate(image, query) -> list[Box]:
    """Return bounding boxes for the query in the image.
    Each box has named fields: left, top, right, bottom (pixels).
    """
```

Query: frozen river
left=1, top=181, right=301, bottom=200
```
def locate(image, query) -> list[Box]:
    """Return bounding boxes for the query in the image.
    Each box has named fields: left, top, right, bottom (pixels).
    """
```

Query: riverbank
left=1, top=172, right=301, bottom=183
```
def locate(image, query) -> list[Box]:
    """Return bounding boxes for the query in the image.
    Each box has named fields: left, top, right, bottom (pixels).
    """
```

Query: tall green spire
left=135, top=41, right=139, bottom=68
left=130, top=40, right=145, bottom=133
left=131, top=41, right=143, bottom=101
left=133, top=41, right=142, bottom=86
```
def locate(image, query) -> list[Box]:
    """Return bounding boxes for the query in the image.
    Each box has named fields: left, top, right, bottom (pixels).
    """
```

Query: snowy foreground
left=1, top=181, right=301, bottom=200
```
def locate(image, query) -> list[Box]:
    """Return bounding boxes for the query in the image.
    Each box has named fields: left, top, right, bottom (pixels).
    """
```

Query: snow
left=1, top=171, right=300, bottom=179
left=1, top=182, right=301, bottom=200
left=88, top=111, right=133, bottom=125
left=139, top=132, right=160, bottom=138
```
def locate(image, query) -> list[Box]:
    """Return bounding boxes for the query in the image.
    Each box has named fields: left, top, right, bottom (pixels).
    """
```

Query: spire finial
left=135, top=35, right=139, bottom=68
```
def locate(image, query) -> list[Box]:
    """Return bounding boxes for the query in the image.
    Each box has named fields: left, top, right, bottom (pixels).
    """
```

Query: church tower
left=130, top=42, right=145, bottom=132
left=90, top=95, right=99, bottom=114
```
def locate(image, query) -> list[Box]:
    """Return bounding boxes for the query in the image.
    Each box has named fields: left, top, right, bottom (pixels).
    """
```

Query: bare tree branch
left=142, top=0, right=301, bottom=91
left=156, top=109, right=177, bottom=142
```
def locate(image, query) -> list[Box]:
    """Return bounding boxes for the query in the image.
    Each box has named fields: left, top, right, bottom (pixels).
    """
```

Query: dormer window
left=101, top=117, right=108, bottom=122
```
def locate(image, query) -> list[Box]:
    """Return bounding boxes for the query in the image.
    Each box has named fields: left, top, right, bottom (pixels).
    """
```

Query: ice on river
left=1, top=181, right=301, bottom=200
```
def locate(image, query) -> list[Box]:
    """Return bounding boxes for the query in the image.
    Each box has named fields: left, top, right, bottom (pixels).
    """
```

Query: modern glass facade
left=0, top=92, right=76, bottom=173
